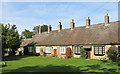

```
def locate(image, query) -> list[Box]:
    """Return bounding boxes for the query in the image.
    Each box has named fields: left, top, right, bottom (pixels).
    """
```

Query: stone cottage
left=20, top=13, right=120, bottom=59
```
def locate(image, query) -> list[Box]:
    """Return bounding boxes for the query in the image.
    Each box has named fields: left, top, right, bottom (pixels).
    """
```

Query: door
left=54, top=49, right=57, bottom=56
left=87, top=51, right=90, bottom=59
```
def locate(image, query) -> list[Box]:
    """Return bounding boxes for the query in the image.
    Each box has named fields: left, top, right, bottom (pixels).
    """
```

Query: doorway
left=86, top=48, right=91, bottom=59
left=54, top=49, right=57, bottom=56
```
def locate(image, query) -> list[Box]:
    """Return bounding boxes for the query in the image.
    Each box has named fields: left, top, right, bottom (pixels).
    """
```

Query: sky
left=1, top=2, right=118, bottom=34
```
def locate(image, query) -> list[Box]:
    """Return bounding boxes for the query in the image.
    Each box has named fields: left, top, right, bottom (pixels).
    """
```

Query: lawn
left=2, top=55, right=119, bottom=72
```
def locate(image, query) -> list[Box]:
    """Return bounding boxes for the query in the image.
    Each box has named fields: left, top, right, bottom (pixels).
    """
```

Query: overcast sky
left=1, top=2, right=118, bottom=34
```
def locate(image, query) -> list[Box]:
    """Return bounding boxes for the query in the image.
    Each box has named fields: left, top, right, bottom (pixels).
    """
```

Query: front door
left=87, top=51, right=90, bottom=59
left=54, top=49, right=57, bottom=56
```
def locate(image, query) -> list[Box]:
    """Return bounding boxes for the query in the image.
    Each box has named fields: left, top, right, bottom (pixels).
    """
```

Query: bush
left=43, top=52, right=45, bottom=56
left=118, top=60, right=120, bottom=66
left=66, top=47, right=71, bottom=58
left=107, top=47, right=118, bottom=62
left=80, top=48, right=86, bottom=58
left=55, top=55, right=58, bottom=57
left=51, top=54, right=54, bottom=57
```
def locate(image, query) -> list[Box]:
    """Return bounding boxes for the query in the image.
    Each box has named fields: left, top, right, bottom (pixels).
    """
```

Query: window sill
left=60, top=53, right=66, bottom=55
left=75, top=53, right=80, bottom=55
left=45, top=53, right=51, bottom=54
left=94, top=54, right=105, bottom=56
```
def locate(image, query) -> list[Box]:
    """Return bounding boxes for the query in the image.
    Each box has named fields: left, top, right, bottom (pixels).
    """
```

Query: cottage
left=20, top=13, right=120, bottom=59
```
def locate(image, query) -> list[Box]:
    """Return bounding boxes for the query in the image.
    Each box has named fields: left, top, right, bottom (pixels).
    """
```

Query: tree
left=22, top=29, right=33, bottom=38
left=2, top=23, right=21, bottom=56
left=33, top=24, right=48, bottom=34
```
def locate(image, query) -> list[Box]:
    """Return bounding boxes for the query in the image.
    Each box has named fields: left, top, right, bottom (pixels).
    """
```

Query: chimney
left=39, top=26, right=41, bottom=34
left=86, top=16, right=90, bottom=28
left=71, top=19, right=75, bottom=30
left=58, top=22, right=62, bottom=32
left=105, top=13, right=109, bottom=24
left=48, top=25, right=52, bottom=33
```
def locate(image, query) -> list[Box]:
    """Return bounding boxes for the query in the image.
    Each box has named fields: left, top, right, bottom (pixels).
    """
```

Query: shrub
left=40, top=48, right=43, bottom=53
left=51, top=54, right=54, bottom=57
left=40, top=48, right=43, bottom=56
left=107, top=47, right=118, bottom=62
left=55, top=55, right=58, bottom=57
left=42, top=52, right=45, bottom=56
left=118, top=60, right=120, bottom=66
left=80, top=48, right=86, bottom=58
left=66, top=47, right=71, bottom=58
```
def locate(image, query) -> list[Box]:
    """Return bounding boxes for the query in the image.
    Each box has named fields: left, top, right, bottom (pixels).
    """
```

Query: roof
left=21, top=21, right=120, bottom=46
left=20, top=38, right=32, bottom=47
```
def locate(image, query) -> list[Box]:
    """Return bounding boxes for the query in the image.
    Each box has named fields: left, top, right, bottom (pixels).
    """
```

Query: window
left=36, top=46, right=41, bottom=53
left=60, top=47, right=66, bottom=54
left=46, top=47, right=51, bottom=53
left=21, top=47, right=24, bottom=53
left=74, top=46, right=81, bottom=55
left=118, top=46, right=120, bottom=54
left=28, top=47, right=33, bottom=52
left=94, top=46, right=105, bottom=55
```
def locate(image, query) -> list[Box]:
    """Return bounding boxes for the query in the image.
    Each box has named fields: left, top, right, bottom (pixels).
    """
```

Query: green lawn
left=2, top=55, right=119, bottom=72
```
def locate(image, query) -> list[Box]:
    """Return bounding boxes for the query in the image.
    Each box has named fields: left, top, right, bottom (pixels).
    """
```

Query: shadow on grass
left=4, top=65, right=81, bottom=72
left=3, top=64, right=118, bottom=73
left=2, top=55, right=31, bottom=61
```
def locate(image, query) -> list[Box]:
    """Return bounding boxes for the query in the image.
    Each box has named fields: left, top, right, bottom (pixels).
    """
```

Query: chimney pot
left=39, top=26, right=41, bottom=34
left=58, top=22, right=62, bottom=32
left=86, top=16, right=90, bottom=28
left=105, top=13, right=109, bottom=24
left=48, top=25, right=52, bottom=33
left=71, top=19, right=75, bottom=30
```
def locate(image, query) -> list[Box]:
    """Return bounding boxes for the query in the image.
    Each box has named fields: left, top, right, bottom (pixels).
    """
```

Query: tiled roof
left=21, top=21, right=120, bottom=46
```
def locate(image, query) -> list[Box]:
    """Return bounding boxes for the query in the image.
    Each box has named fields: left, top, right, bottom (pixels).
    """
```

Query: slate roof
left=20, top=21, right=120, bottom=47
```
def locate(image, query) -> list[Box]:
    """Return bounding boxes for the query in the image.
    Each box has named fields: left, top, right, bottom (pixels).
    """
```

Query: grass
left=2, top=55, right=120, bottom=72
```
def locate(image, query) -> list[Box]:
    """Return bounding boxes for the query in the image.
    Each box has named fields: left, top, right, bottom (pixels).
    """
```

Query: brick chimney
left=39, top=26, right=41, bottom=34
left=105, top=13, right=109, bottom=24
left=48, top=25, right=52, bottom=33
left=71, top=19, right=75, bottom=30
left=86, top=16, right=90, bottom=28
left=58, top=22, right=62, bottom=32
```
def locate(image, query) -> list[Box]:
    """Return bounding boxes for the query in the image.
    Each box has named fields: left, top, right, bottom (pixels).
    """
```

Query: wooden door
left=54, top=49, right=57, bottom=56
left=87, top=51, right=90, bottom=59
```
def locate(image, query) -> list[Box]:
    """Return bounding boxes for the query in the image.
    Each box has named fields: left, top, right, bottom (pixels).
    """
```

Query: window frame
left=74, top=46, right=81, bottom=55
left=118, top=46, right=120, bottom=54
left=45, top=46, right=51, bottom=54
left=36, top=46, right=41, bottom=53
left=28, top=46, right=33, bottom=52
left=94, top=46, right=105, bottom=56
left=60, top=46, right=66, bottom=54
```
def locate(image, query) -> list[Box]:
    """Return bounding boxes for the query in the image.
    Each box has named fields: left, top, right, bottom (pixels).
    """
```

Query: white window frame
left=74, top=46, right=81, bottom=54
left=45, top=47, right=51, bottom=53
left=28, top=46, right=33, bottom=52
left=36, top=46, right=41, bottom=53
left=60, top=46, right=66, bottom=54
left=94, top=46, right=105, bottom=55
left=21, top=47, right=24, bottom=53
